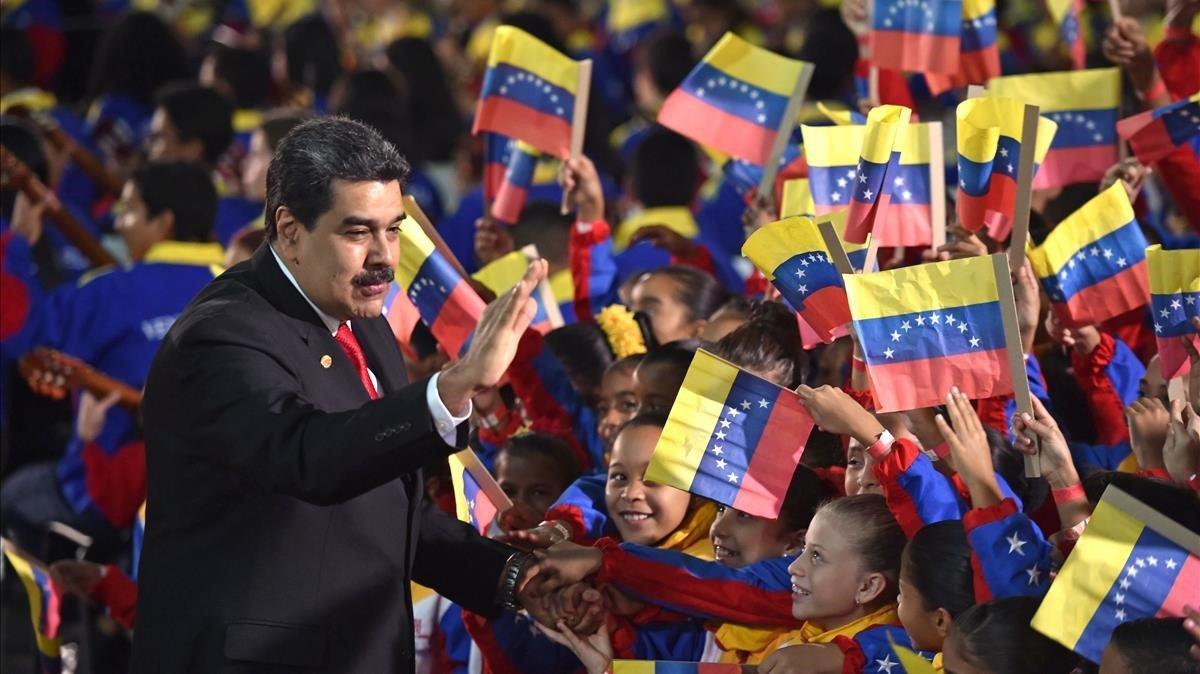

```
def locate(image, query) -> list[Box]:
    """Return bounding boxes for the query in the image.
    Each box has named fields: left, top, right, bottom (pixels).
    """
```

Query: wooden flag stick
left=1008, top=104, right=1041, bottom=273
left=817, top=219, right=856, bottom=275
left=561, top=59, right=593, bottom=215
left=868, top=66, right=882, bottom=107
left=403, top=194, right=471, bottom=280
left=966, top=84, right=987, bottom=99
left=453, top=448, right=515, bottom=511
left=1108, top=0, right=1123, bottom=20
left=991, top=253, right=1040, bottom=477
left=927, top=122, right=947, bottom=251
left=862, top=235, right=881, bottom=274
left=757, top=64, right=815, bottom=213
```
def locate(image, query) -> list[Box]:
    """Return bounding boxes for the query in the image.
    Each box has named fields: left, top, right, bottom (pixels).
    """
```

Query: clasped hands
left=517, top=542, right=638, bottom=635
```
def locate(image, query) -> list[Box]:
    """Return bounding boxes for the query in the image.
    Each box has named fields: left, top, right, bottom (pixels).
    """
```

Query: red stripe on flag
left=1033, top=144, right=1119, bottom=189
left=1157, top=334, right=1197, bottom=380
left=870, top=31, right=960, bottom=74
left=800, top=285, right=852, bottom=342
left=1157, top=554, right=1200, bottom=619
left=880, top=202, right=933, bottom=247
left=474, top=97, right=573, bottom=159
left=733, top=392, right=814, bottom=517
left=484, top=163, right=507, bottom=201
left=846, top=191, right=895, bottom=244
left=957, top=176, right=1016, bottom=238
left=1053, top=262, right=1149, bottom=328
left=658, top=89, right=777, bottom=165
left=869, top=348, right=1013, bottom=412
left=386, top=289, right=422, bottom=361
left=491, top=183, right=529, bottom=224
left=473, top=496, right=499, bottom=535
left=430, top=281, right=487, bottom=357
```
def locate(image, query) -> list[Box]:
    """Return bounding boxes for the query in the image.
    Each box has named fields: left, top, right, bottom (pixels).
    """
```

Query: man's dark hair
left=638, top=31, right=695, bottom=97
left=512, top=201, right=571, bottom=267
left=1110, top=618, right=1200, bottom=674
left=132, top=161, right=217, bottom=243
left=88, top=11, right=190, bottom=105
left=631, top=129, right=699, bottom=207
left=284, top=14, right=342, bottom=98
left=208, top=44, right=272, bottom=110
left=259, top=110, right=311, bottom=152
left=264, top=117, right=410, bottom=239
left=155, top=83, right=234, bottom=166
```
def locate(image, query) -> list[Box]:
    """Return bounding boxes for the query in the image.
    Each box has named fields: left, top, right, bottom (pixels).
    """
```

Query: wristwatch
left=497, top=551, right=536, bottom=610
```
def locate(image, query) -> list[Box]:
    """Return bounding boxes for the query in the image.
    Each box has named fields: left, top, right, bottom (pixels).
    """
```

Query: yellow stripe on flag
left=703, top=32, right=810, bottom=98
left=2, top=547, right=60, bottom=658
left=611, top=661, right=657, bottom=674
left=802, top=124, right=864, bottom=168
left=843, top=255, right=1000, bottom=319
left=608, top=0, right=668, bottom=32
left=956, top=97, right=1058, bottom=164
left=1029, top=182, right=1134, bottom=278
left=613, top=206, right=699, bottom=251
left=987, top=68, right=1121, bottom=113
left=900, top=123, right=932, bottom=165
left=889, top=639, right=938, bottom=674
left=644, top=350, right=738, bottom=492
left=816, top=101, right=858, bottom=126
left=742, top=216, right=831, bottom=280
left=395, top=220, right=437, bottom=290
left=1147, top=245, right=1200, bottom=296
left=448, top=453, right=472, bottom=525
left=473, top=250, right=530, bottom=295
left=860, top=105, right=912, bottom=164
left=780, top=179, right=815, bottom=218
left=963, top=0, right=994, bottom=21
left=486, top=25, right=580, bottom=94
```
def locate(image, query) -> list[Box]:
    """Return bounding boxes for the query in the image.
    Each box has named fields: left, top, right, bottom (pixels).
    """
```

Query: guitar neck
left=77, top=370, right=143, bottom=410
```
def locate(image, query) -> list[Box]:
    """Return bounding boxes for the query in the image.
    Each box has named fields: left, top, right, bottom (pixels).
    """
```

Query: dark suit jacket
left=131, top=245, right=514, bottom=673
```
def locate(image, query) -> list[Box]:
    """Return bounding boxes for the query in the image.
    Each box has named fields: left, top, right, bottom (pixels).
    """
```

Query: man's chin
left=348, top=296, right=387, bottom=320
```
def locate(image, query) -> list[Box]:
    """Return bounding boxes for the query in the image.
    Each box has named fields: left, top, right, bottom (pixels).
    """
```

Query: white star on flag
left=741, top=400, right=752, bottom=410
left=883, top=348, right=895, bottom=359
left=1006, top=532, right=1027, bottom=555
left=1026, top=566, right=1042, bottom=585
left=891, top=331, right=901, bottom=341
left=758, top=399, right=770, bottom=408
left=715, top=458, right=728, bottom=470
left=711, top=444, right=724, bottom=456
left=727, top=472, right=739, bottom=483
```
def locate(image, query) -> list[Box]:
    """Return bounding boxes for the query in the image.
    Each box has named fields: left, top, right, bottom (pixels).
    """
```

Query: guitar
left=18, top=348, right=142, bottom=410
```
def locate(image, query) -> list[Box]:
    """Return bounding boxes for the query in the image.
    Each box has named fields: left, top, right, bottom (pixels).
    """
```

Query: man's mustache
left=352, top=268, right=395, bottom=286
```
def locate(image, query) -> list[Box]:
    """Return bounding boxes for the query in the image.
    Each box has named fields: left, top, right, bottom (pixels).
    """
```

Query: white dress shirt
left=270, top=246, right=469, bottom=445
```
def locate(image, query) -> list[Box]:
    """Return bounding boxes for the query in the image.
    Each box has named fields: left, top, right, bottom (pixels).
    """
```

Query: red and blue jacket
left=1067, top=331, right=1144, bottom=472
left=1, top=236, right=222, bottom=526
left=543, top=473, right=616, bottom=543
left=962, top=497, right=1053, bottom=601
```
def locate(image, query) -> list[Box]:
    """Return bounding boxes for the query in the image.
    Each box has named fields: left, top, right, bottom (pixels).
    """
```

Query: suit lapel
left=356, top=317, right=408, bottom=396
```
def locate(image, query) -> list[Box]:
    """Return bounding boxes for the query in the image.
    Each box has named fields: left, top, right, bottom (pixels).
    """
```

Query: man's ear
left=275, top=207, right=302, bottom=255
left=154, top=209, right=175, bottom=241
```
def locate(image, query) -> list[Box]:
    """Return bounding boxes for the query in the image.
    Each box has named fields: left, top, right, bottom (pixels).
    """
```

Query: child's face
left=597, top=365, right=639, bottom=450
left=844, top=444, right=882, bottom=496
left=631, top=274, right=704, bottom=344
left=633, top=360, right=686, bottom=414
left=710, top=504, right=797, bottom=567
left=897, top=554, right=947, bottom=652
left=787, top=510, right=870, bottom=627
left=496, top=452, right=568, bottom=530
left=605, top=424, right=692, bottom=546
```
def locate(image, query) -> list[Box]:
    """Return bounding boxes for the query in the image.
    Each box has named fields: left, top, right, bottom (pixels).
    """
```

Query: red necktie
left=334, top=323, right=379, bottom=399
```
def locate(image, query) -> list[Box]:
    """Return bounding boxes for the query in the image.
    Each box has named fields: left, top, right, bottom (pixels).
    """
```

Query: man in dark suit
left=131, top=117, right=547, bottom=672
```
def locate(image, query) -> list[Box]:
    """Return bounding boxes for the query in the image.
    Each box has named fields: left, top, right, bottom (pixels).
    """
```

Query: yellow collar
left=233, top=109, right=264, bottom=134
left=613, top=206, right=699, bottom=252
left=793, top=604, right=901, bottom=645
left=143, top=241, right=225, bottom=267
left=658, top=499, right=717, bottom=559
left=0, top=88, right=57, bottom=114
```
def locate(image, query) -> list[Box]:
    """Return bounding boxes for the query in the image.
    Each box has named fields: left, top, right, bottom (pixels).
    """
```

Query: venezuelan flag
left=924, top=0, right=1000, bottom=92
left=955, top=96, right=1058, bottom=239
left=1045, top=0, right=1085, bottom=68
left=1029, top=183, right=1149, bottom=329
left=987, top=69, right=1120, bottom=189
left=844, top=254, right=1014, bottom=412
left=816, top=101, right=867, bottom=125
left=644, top=349, right=815, bottom=519
left=844, top=105, right=912, bottom=244
left=449, top=453, right=499, bottom=535
left=482, top=133, right=511, bottom=205
left=474, top=26, right=581, bottom=158
left=803, top=120, right=934, bottom=247
left=657, top=32, right=813, bottom=166
left=2, top=544, right=62, bottom=674
left=1117, top=93, right=1200, bottom=166
left=396, top=221, right=486, bottom=358
left=491, top=140, right=539, bottom=224
left=1031, top=485, right=1200, bottom=664
left=721, top=142, right=806, bottom=206
left=743, top=215, right=853, bottom=343
left=1147, top=245, right=1200, bottom=380
left=780, top=178, right=815, bottom=218
left=605, top=0, right=673, bottom=55
left=473, top=248, right=561, bottom=333
left=869, top=0, right=962, bottom=75
left=612, top=661, right=748, bottom=673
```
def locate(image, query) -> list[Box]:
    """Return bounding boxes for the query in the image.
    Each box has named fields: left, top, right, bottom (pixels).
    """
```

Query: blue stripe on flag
left=855, top=300, right=1006, bottom=364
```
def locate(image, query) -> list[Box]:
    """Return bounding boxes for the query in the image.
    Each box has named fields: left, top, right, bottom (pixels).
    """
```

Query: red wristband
left=1137, top=77, right=1167, bottom=102
left=1189, top=473, right=1200, bottom=492
left=1051, top=483, right=1087, bottom=505
left=924, top=442, right=951, bottom=461
left=866, top=430, right=895, bottom=459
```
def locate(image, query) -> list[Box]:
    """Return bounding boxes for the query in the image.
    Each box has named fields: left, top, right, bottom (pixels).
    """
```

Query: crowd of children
left=1, top=0, right=1199, bottom=672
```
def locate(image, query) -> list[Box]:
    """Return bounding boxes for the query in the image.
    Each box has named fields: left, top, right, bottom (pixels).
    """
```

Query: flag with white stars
left=472, top=247, right=561, bottom=334
left=611, top=661, right=749, bottom=673
left=844, top=105, right=912, bottom=244
left=869, top=0, right=962, bottom=75
left=956, top=96, right=1058, bottom=239
left=924, top=0, right=1000, bottom=92
left=644, top=349, right=814, bottom=518
left=1045, top=0, right=1085, bottom=67
left=742, top=214, right=854, bottom=342
left=802, top=121, right=936, bottom=247
left=1117, top=92, right=1200, bottom=166
left=1031, top=485, right=1200, bottom=664
left=474, top=26, right=582, bottom=158
left=987, top=68, right=1120, bottom=189
left=449, top=451, right=505, bottom=535
left=1029, top=182, right=1149, bottom=329
left=844, top=254, right=1015, bottom=412
left=395, top=221, right=486, bottom=359
left=658, top=32, right=814, bottom=166
left=721, top=139, right=804, bottom=206
left=1147, top=244, right=1200, bottom=379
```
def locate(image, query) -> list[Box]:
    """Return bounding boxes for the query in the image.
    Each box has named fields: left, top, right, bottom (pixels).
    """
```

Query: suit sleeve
left=412, top=500, right=515, bottom=618
left=166, top=311, right=469, bottom=506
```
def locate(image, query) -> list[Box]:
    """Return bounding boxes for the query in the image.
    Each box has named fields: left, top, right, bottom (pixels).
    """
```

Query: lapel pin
left=320, top=354, right=333, bottom=369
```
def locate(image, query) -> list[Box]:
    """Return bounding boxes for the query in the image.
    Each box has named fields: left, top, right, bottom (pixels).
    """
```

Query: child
left=1101, top=618, right=1200, bottom=674
left=495, top=433, right=582, bottom=533
left=942, top=597, right=1078, bottom=674
left=596, top=355, right=644, bottom=454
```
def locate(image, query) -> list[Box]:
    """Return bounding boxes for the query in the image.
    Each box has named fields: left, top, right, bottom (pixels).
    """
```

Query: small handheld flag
left=1045, top=0, right=1085, bottom=68
left=869, top=0, right=962, bottom=75
left=986, top=69, right=1120, bottom=189
left=1147, top=245, right=1200, bottom=380
left=844, top=105, right=912, bottom=244
left=396, top=220, right=486, bottom=358
left=1031, top=485, right=1200, bottom=664
left=483, top=135, right=541, bottom=224
left=742, top=214, right=856, bottom=343
left=657, top=32, right=814, bottom=166
left=2, top=539, right=62, bottom=674
left=1029, top=182, right=1149, bottom=329
left=473, top=245, right=565, bottom=333
left=1117, top=93, right=1200, bottom=166
left=612, top=662, right=750, bottom=673
left=449, top=449, right=514, bottom=535
left=605, top=0, right=673, bottom=55
left=780, top=178, right=815, bottom=218
left=474, top=26, right=585, bottom=158
left=955, top=96, right=1057, bottom=239
left=644, top=349, right=815, bottom=519
left=844, top=254, right=1016, bottom=412
left=927, top=0, right=1000, bottom=89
